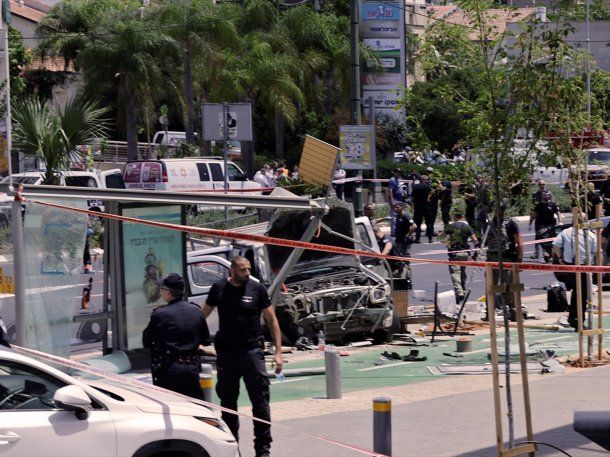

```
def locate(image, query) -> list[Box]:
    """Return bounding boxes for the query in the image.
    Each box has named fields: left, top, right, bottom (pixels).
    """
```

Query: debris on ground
left=443, top=352, right=464, bottom=358
left=380, top=349, right=427, bottom=362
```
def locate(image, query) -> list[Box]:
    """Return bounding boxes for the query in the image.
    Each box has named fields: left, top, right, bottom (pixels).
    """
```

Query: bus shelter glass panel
left=23, top=199, right=88, bottom=358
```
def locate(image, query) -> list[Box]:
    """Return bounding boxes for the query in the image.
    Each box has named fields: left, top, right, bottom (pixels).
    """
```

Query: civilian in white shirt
left=553, top=222, right=597, bottom=329
left=332, top=164, right=346, bottom=200
left=254, top=165, right=271, bottom=188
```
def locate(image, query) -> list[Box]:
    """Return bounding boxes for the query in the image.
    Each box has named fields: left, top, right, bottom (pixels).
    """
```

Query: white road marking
left=271, top=377, right=308, bottom=385
left=357, top=360, right=415, bottom=371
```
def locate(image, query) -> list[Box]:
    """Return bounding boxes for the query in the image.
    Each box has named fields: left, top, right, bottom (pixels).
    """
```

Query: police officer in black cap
left=143, top=273, right=209, bottom=399
left=203, top=256, right=283, bottom=457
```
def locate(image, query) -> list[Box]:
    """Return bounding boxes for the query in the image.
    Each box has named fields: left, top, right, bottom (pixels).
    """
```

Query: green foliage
left=557, top=0, right=610, bottom=20
left=173, top=141, right=200, bottom=158
left=374, top=159, right=468, bottom=181
left=12, top=95, right=109, bottom=184
left=0, top=27, right=32, bottom=118
left=376, top=113, right=409, bottom=154
left=187, top=208, right=259, bottom=231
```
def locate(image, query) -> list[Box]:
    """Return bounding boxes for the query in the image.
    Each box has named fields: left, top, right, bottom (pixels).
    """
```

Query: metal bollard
left=373, top=397, right=392, bottom=456
left=199, top=374, right=214, bottom=403
left=325, top=349, right=342, bottom=399
left=200, top=363, right=213, bottom=376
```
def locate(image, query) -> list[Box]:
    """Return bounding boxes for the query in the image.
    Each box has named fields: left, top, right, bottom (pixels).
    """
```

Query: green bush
left=370, top=160, right=468, bottom=182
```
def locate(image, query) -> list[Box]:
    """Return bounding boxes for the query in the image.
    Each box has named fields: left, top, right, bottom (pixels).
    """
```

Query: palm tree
left=154, top=0, right=239, bottom=144
left=77, top=17, right=179, bottom=160
left=37, top=0, right=141, bottom=71
left=12, top=95, right=109, bottom=184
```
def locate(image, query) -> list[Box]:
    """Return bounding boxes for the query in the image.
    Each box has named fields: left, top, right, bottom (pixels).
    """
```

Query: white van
left=122, top=158, right=262, bottom=193
left=1, top=169, right=124, bottom=211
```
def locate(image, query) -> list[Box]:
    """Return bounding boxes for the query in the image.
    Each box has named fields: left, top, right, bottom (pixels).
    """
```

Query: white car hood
left=86, top=380, right=218, bottom=418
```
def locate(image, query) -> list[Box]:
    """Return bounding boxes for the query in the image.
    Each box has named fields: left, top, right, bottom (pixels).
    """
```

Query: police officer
left=142, top=273, right=209, bottom=399
left=410, top=175, right=432, bottom=243
left=203, top=256, right=283, bottom=457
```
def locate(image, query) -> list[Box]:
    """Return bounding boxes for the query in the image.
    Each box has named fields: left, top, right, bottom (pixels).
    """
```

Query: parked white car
left=0, top=169, right=124, bottom=212
left=0, top=346, right=238, bottom=457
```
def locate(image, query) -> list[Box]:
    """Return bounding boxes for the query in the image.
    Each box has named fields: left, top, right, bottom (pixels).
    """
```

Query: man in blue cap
left=143, top=272, right=210, bottom=399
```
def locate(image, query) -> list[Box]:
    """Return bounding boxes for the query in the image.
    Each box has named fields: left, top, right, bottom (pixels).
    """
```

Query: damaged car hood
left=266, top=198, right=359, bottom=274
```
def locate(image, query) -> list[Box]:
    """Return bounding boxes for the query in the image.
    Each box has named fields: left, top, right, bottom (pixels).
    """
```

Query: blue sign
left=360, top=2, right=400, bottom=21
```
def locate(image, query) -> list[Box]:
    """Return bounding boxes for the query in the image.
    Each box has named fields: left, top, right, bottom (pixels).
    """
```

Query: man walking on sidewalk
left=203, top=257, right=283, bottom=457
left=441, top=212, right=478, bottom=303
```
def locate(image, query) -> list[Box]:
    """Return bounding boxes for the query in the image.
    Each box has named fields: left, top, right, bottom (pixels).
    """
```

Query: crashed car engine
left=265, top=199, right=398, bottom=344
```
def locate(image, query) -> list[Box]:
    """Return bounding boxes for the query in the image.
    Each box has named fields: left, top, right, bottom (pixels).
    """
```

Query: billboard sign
left=362, top=90, right=401, bottom=110
left=361, top=21, right=400, bottom=37
left=360, top=2, right=406, bottom=120
left=360, top=2, right=401, bottom=21
left=339, top=125, right=376, bottom=171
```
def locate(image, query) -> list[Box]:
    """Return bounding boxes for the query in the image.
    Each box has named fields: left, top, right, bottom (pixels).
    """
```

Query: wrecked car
left=264, top=199, right=398, bottom=344
left=187, top=199, right=398, bottom=345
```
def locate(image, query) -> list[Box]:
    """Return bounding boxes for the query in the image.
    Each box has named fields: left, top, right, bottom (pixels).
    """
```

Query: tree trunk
left=183, top=42, right=196, bottom=144
left=275, top=107, right=284, bottom=160
left=325, top=68, right=334, bottom=116
left=124, top=81, right=138, bottom=161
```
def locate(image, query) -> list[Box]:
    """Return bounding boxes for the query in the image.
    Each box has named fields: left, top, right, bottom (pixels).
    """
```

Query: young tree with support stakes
left=408, top=0, right=592, bottom=446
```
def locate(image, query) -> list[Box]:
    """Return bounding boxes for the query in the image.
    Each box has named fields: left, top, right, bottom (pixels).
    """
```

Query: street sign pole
left=223, top=103, right=229, bottom=221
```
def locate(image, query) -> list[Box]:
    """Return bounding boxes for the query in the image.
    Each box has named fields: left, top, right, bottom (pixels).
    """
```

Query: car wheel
left=372, top=305, right=400, bottom=344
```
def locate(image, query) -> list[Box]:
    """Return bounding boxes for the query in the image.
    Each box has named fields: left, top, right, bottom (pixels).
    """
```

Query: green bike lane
left=232, top=318, right=610, bottom=407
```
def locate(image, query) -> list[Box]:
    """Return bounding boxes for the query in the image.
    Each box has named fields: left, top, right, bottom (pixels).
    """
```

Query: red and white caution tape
left=29, top=200, right=610, bottom=274
left=12, top=345, right=386, bottom=457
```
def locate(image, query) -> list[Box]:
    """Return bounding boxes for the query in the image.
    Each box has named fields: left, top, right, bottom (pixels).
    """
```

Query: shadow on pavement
left=455, top=423, right=606, bottom=457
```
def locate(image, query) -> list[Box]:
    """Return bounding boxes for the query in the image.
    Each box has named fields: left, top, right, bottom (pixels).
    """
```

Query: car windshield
left=588, top=150, right=610, bottom=164
left=1, top=176, right=41, bottom=184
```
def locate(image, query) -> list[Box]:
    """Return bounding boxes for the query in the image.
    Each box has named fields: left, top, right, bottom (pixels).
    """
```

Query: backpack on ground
left=547, top=285, right=568, bottom=312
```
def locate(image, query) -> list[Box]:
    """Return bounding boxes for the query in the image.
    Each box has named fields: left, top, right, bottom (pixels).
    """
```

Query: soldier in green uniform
left=440, top=212, right=478, bottom=303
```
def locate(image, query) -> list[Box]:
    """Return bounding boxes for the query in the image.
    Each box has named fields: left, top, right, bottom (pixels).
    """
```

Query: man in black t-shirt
left=374, top=226, right=407, bottom=279
left=440, top=212, right=478, bottom=302
left=203, top=257, right=282, bottom=457
left=529, top=191, right=562, bottom=262
left=394, top=204, right=416, bottom=257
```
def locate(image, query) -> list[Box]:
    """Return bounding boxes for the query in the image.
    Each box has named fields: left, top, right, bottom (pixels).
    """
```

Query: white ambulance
left=122, top=158, right=262, bottom=193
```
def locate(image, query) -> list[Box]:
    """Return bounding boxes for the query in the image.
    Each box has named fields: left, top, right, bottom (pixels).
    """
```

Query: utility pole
left=349, top=0, right=363, bottom=216
left=2, top=8, right=23, bottom=346
left=349, top=0, right=361, bottom=126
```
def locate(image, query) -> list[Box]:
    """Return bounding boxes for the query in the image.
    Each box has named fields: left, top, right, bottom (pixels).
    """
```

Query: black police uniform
left=411, top=181, right=431, bottom=241
left=142, top=297, right=210, bottom=399
left=206, top=278, right=272, bottom=457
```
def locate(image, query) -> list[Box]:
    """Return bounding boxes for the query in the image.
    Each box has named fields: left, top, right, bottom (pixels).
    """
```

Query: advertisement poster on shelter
left=121, top=205, right=184, bottom=349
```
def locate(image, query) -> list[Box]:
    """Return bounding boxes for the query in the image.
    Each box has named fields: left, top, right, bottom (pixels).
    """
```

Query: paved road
left=410, top=218, right=564, bottom=306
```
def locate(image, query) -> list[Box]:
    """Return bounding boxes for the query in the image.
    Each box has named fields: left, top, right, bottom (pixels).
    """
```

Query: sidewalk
left=237, top=362, right=610, bottom=457
left=230, top=291, right=610, bottom=456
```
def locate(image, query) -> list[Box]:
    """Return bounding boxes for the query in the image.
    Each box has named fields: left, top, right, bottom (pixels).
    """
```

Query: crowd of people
left=253, top=162, right=299, bottom=189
